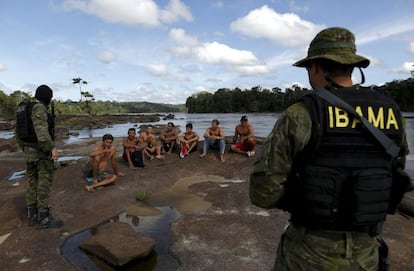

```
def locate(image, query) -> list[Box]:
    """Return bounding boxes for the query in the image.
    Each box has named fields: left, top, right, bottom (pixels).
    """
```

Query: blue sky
left=0, top=0, right=413, bottom=104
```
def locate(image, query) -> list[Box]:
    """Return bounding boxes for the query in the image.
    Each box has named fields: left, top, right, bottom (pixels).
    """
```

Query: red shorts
left=234, top=138, right=256, bottom=151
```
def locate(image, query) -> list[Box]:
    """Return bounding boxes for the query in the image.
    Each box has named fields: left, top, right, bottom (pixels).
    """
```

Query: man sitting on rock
left=230, top=115, right=257, bottom=157
left=139, top=125, right=165, bottom=161
left=159, top=122, right=178, bottom=155
left=122, top=128, right=144, bottom=169
left=85, top=134, right=125, bottom=192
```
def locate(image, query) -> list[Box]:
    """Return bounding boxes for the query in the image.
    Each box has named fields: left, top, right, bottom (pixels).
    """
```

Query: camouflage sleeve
left=31, top=103, right=55, bottom=152
left=249, top=102, right=312, bottom=208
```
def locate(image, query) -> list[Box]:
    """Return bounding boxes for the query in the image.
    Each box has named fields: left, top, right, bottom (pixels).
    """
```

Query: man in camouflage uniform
left=17, top=85, right=63, bottom=229
left=249, top=27, right=409, bottom=270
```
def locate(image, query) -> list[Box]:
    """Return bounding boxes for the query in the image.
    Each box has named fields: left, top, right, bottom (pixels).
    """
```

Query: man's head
left=102, top=134, right=114, bottom=148
left=167, top=122, right=174, bottom=131
left=293, top=27, right=369, bottom=69
left=146, top=125, right=154, bottom=134
left=35, top=84, right=53, bottom=106
left=186, top=123, right=193, bottom=132
left=240, top=116, right=248, bottom=126
left=127, top=128, right=136, bottom=137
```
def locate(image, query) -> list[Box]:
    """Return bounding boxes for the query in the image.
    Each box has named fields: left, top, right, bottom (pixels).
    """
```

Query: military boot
left=37, top=208, right=64, bottom=229
left=27, top=204, right=37, bottom=226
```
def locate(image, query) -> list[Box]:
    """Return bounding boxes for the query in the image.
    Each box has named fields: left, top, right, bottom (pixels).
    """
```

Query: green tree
left=72, top=77, right=88, bottom=102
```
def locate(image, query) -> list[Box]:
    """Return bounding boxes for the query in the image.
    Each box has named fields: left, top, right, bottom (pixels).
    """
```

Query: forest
left=0, top=75, right=413, bottom=118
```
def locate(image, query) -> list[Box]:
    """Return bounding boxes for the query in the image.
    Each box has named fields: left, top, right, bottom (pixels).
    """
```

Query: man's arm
left=249, top=102, right=311, bottom=208
left=110, top=147, right=121, bottom=176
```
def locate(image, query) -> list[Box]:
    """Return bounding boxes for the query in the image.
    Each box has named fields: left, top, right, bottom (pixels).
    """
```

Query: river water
left=1, top=112, right=413, bottom=170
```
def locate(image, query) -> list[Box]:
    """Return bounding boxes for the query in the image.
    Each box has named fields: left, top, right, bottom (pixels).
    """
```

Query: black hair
left=167, top=122, right=175, bottom=127
left=212, top=119, right=219, bottom=125
left=102, top=134, right=114, bottom=141
left=128, top=128, right=136, bottom=133
left=186, top=123, right=193, bottom=129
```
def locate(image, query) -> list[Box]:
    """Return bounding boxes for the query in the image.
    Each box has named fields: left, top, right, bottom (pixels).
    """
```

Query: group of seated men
left=83, top=116, right=257, bottom=192
left=123, top=116, right=257, bottom=167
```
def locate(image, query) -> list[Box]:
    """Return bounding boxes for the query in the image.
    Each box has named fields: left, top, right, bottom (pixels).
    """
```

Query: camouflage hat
left=293, top=27, right=370, bottom=68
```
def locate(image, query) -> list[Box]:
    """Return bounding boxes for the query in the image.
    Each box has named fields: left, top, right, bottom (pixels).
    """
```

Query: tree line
left=0, top=75, right=413, bottom=119
left=186, top=76, right=414, bottom=113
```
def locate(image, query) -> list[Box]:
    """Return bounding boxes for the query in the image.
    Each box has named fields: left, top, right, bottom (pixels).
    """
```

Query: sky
left=0, top=0, right=414, bottom=104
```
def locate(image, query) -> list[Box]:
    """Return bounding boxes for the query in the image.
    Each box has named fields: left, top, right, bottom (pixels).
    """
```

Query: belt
left=305, top=229, right=348, bottom=241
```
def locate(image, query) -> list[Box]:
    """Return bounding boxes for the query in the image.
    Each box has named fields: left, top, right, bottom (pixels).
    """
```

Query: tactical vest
left=287, top=86, right=404, bottom=234
left=16, top=101, right=54, bottom=143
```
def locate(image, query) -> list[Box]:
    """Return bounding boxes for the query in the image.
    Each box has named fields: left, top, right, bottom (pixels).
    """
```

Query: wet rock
left=163, top=113, right=175, bottom=120
left=0, top=121, right=14, bottom=131
left=399, top=186, right=414, bottom=217
left=79, top=221, right=156, bottom=266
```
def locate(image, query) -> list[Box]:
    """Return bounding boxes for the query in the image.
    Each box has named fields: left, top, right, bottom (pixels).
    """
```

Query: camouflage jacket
left=249, top=99, right=409, bottom=209
left=249, top=102, right=312, bottom=208
left=18, top=99, right=55, bottom=162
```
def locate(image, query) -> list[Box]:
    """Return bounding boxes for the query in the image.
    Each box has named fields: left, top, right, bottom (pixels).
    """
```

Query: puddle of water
left=61, top=206, right=179, bottom=271
left=8, top=170, right=26, bottom=181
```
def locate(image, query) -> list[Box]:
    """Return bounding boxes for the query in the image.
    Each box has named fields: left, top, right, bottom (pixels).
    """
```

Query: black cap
left=34, top=85, right=53, bottom=106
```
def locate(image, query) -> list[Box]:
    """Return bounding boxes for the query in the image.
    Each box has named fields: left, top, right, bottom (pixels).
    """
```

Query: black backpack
left=16, top=101, right=37, bottom=142
left=131, top=150, right=144, bottom=167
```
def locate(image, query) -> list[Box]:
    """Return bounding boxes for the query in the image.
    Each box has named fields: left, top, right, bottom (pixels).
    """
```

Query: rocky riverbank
left=0, top=115, right=413, bottom=271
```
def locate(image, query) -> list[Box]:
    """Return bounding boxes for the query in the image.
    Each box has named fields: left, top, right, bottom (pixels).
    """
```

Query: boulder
left=79, top=221, right=156, bottom=266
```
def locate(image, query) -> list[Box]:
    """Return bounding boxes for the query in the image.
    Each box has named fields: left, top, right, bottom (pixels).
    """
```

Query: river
left=1, top=112, right=413, bottom=171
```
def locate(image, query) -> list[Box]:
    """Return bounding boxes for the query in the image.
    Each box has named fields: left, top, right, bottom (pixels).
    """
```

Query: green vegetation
left=1, top=75, right=413, bottom=119
left=135, top=189, right=148, bottom=201
left=186, top=76, right=414, bottom=113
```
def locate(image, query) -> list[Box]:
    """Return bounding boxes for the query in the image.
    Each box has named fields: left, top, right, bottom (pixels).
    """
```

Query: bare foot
left=155, top=155, right=165, bottom=160
left=85, top=186, right=94, bottom=192
left=118, top=172, right=126, bottom=176
left=220, top=155, right=225, bottom=162
left=129, top=165, right=137, bottom=170
left=199, top=153, right=206, bottom=158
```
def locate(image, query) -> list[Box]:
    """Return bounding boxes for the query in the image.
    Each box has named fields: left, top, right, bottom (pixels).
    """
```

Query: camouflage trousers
left=273, top=224, right=379, bottom=271
left=25, top=159, right=55, bottom=210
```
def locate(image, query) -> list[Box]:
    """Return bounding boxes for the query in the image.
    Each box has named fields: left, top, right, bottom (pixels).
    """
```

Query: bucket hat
left=293, top=27, right=370, bottom=68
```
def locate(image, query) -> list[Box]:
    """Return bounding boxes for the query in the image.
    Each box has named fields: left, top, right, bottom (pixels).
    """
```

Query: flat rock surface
left=0, top=137, right=413, bottom=271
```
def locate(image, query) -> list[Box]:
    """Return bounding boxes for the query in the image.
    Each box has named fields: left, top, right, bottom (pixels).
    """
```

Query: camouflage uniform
left=19, top=101, right=56, bottom=210
left=249, top=27, right=409, bottom=271
left=17, top=84, right=63, bottom=228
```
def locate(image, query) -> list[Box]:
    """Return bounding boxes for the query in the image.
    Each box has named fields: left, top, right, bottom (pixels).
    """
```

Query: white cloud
left=160, top=0, right=193, bottom=23
left=98, top=50, right=116, bottom=64
left=0, top=64, right=6, bottom=72
left=169, top=28, right=268, bottom=75
left=169, top=28, right=198, bottom=46
left=392, top=62, right=414, bottom=74
left=195, top=42, right=258, bottom=65
left=230, top=5, right=324, bottom=47
left=409, top=42, right=414, bottom=54
left=62, top=0, right=192, bottom=27
left=147, top=64, right=167, bottom=76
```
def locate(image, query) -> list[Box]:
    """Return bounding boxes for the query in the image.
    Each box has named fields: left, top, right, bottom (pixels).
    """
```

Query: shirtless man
left=230, top=115, right=257, bottom=157
left=122, top=128, right=144, bottom=169
left=139, top=125, right=165, bottom=160
left=159, top=122, right=178, bottom=154
left=85, top=134, right=125, bottom=192
left=200, top=119, right=226, bottom=162
left=178, top=123, right=199, bottom=156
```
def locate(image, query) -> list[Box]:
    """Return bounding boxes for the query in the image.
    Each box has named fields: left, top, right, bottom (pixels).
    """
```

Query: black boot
left=27, top=204, right=37, bottom=226
left=37, top=208, right=64, bottom=229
